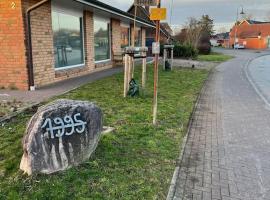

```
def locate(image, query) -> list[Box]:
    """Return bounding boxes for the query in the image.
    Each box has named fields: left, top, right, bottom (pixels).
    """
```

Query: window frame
left=51, top=8, right=85, bottom=71
left=94, top=15, right=112, bottom=64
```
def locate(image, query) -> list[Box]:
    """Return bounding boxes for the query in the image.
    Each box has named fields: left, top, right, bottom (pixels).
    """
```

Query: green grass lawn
left=0, top=65, right=209, bottom=199
left=197, top=52, right=233, bottom=62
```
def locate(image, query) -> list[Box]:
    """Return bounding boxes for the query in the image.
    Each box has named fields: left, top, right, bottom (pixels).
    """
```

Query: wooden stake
left=153, top=0, right=161, bottom=125
left=128, top=55, right=133, bottom=83
left=131, top=4, right=138, bottom=79
left=132, top=5, right=137, bottom=47
left=163, top=48, right=166, bottom=70
left=171, top=48, right=174, bottom=70
left=142, top=52, right=147, bottom=90
left=124, top=54, right=129, bottom=97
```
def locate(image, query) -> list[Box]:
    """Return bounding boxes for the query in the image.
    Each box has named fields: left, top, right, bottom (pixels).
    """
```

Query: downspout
left=26, top=0, right=50, bottom=91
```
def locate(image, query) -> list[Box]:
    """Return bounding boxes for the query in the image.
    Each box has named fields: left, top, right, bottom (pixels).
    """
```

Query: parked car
left=210, top=39, right=220, bottom=47
left=234, top=43, right=245, bottom=49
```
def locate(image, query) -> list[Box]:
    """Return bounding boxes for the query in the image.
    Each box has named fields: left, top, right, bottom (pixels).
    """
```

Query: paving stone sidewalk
left=0, top=58, right=153, bottom=104
left=172, top=52, right=270, bottom=200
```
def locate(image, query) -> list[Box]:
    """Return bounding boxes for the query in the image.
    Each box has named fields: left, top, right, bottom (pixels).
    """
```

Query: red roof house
left=229, top=20, right=270, bottom=49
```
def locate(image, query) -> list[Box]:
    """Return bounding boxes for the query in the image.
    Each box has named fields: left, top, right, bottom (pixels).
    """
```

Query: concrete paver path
left=172, top=50, right=270, bottom=200
left=0, top=58, right=153, bottom=104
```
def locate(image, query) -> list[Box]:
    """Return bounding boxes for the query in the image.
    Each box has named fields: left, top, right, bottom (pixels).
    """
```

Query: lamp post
left=234, top=6, right=245, bottom=49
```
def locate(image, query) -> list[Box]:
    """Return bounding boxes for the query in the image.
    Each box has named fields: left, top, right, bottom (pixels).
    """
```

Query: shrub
left=160, top=44, right=198, bottom=59
left=197, top=42, right=211, bottom=55
left=173, top=44, right=198, bottom=58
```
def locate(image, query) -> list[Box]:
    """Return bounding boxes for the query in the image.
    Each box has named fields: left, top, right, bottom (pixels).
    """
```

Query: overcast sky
left=100, top=0, right=270, bottom=33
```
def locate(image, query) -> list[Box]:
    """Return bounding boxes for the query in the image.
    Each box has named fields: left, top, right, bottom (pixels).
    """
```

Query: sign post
left=151, top=0, right=165, bottom=125
left=132, top=0, right=166, bottom=125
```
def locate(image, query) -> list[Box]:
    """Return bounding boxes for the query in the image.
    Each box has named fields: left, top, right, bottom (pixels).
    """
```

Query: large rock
left=20, top=99, right=102, bottom=175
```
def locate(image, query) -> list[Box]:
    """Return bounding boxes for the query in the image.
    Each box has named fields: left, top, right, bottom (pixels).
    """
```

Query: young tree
left=199, top=15, right=214, bottom=36
left=174, top=15, right=214, bottom=54
left=173, top=28, right=188, bottom=44
left=184, top=17, right=203, bottom=48
left=197, top=15, right=214, bottom=54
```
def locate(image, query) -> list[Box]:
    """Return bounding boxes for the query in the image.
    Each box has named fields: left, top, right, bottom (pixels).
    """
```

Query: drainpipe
left=26, top=0, right=50, bottom=91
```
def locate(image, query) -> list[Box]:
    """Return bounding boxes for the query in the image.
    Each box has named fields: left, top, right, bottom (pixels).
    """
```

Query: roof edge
left=73, top=0, right=155, bottom=28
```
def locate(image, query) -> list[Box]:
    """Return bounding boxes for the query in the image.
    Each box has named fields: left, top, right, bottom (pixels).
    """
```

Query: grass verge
left=0, top=65, right=209, bottom=199
left=197, top=52, right=233, bottom=62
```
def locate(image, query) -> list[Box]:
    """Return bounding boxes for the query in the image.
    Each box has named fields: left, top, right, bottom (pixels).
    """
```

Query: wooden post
left=171, top=48, right=174, bottom=70
left=132, top=56, right=135, bottom=79
left=142, top=52, right=147, bottom=90
left=163, top=48, right=166, bottom=70
left=128, top=55, right=133, bottom=83
left=153, top=0, right=161, bottom=125
left=124, top=54, right=129, bottom=97
left=131, top=5, right=137, bottom=79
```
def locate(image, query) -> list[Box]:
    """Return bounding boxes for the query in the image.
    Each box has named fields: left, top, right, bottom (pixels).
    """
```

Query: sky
left=99, top=0, right=270, bottom=33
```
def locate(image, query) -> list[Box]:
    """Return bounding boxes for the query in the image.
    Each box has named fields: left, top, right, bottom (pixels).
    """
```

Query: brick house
left=229, top=20, right=270, bottom=49
left=0, top=0, right=155, bottom=90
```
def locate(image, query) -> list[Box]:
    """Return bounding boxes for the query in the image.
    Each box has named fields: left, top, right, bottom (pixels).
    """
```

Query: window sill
left=94, top=59, right=111, bottom=64
left=55, top=64, right=85, bottom=71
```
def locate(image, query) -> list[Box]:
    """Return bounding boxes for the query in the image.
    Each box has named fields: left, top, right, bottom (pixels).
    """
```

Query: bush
left=197, top=42, right=211, bottom=55
left=173, top=44, right=198, bottom=58
left=160, top=44, right=198, bottom=59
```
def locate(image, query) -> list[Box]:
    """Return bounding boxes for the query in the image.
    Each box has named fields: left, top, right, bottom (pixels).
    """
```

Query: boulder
left=20, top=99, right=102, bottom=175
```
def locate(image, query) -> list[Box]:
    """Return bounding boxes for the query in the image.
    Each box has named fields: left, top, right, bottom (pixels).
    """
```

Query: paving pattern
left=173, top=52, right=270, bottom=200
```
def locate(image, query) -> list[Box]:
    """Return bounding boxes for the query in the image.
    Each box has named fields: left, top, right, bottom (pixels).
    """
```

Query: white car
left=234, top=44, right=245, bottom=49
left=210, top=39, right=220, bottom=47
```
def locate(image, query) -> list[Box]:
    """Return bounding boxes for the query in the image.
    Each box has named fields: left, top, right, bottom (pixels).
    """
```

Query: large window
left=94, top=17, right=110, bottom=62
left=52, top=11, right=84, bottom=69
left=121, top=26, right=130, bottom=48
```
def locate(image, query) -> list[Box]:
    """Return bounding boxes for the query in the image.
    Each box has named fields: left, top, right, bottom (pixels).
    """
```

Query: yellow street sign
left=150, top=8, right=167, bottom=21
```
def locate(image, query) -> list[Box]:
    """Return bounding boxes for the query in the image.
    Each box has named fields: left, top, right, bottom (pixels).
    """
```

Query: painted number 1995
left=41, top=113, right=87, bottom=139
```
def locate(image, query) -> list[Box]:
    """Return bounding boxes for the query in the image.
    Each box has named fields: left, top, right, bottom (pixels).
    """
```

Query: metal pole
left=153, top=0, right=161, bottom=125
left=169, top=0, right=174, bottom=25
left=234, top=8, right=239, bottom=49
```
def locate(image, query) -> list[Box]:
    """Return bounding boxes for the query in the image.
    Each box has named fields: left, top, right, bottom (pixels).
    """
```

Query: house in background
left=229, top=20, right=270, bottom=49
left=211, top=32, right=230, bottom=48
left=0, top=0, right=155, bottom=90
left=127, top=5, right=172, bottom=55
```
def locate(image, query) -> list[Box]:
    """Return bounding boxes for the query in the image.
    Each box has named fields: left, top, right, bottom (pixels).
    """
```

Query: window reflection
left=94, top=19, right=110, bottom=61
left=52, top=11, right=84, bottom=69
left=121, top=26, right=130, bottom=48
left=135, top=28, right=142, bottom=47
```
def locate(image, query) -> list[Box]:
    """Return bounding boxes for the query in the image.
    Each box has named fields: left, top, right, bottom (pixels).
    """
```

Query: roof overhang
left=71, top=0, right=155, bottom=28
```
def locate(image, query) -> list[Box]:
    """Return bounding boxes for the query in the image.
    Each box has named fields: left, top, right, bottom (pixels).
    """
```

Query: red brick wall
left=0, top=0, right=28, bottom=90
left=1, top=0, right=147, bottom=89
left=29, top=1, right=55, bottom=87
left=84, top=11, right=95, bottom=71
left=111, top=18, right=121, bottom=54
left=229, top=22, right=270, bottom=49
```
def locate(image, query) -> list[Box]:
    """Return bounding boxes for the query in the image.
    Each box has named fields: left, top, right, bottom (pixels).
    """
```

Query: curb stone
left=166, top=67, right=214, bottom=200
